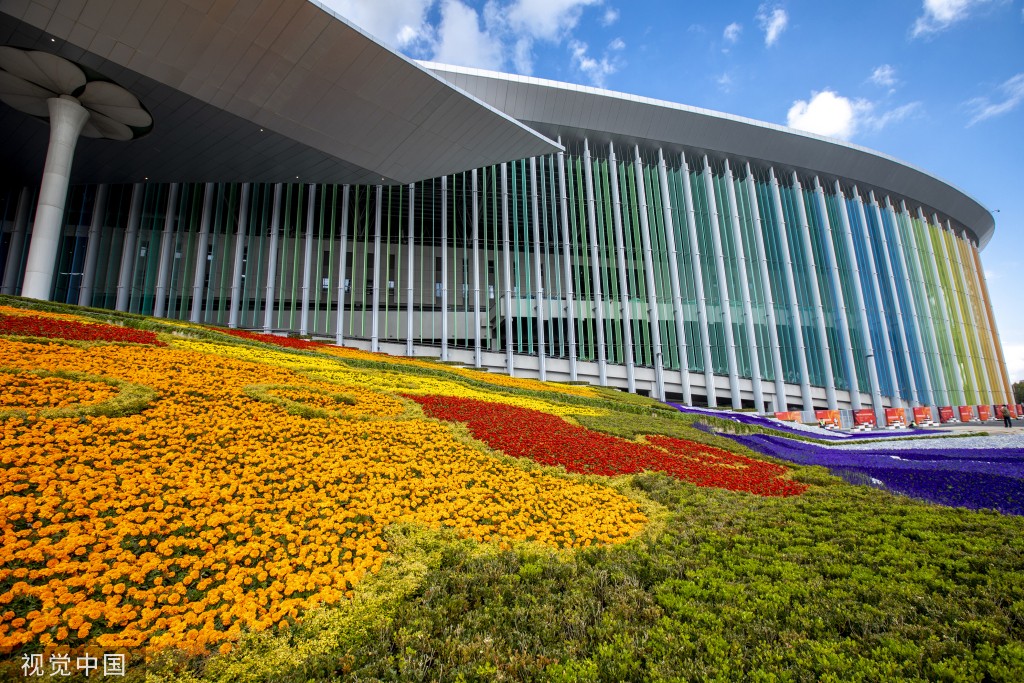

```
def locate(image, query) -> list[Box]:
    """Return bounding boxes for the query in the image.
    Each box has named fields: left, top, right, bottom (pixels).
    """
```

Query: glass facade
left=0, top=140, right=1011, bottom=410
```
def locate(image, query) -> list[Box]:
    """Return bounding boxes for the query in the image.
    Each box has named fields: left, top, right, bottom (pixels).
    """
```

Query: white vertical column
left=405, top=184, right=414, bottom=355
left=915, top=207, right=961, bottom=405
left=935, top=217, right=978, bottom=404
left=22, top=98, right=89, bottom=301
left=557, top=140, right=579, bottom=381
left=896, top=201, right=938, bottom=407
left=703, top=157, right=741, bottom=409
left=921, top=210, right=966, bottom=405
left=968, top=239, right=1012, bottom=403
left=2, top=187, right=31, bottom=295
left=529, top=157, right=547, bottom=380
left=724, top=160, right=763, bottom=411
left=746, top=166, right=787, bottom=412
left=608, top=142, right=636, bottom=393
left=877, top=195, right=919, bottom=406
left=853, top=188, right=901, bottom=416
left=189, top=183, right=215, bottom=323
left=263, top=183, right=283, bottom=333
left=634, top=146, right=665, bottom=401
left=227, top=184, right=250, bottom=328
left=791, top=173, right=837, bottom=410
left=336, top=185, right=350, bottom=345
left=439, top=178, right=448, bottom=360
left=299, top=184, right=316, bottom=336
left=472, top=170, right=482, bottom=368
left=116, top=183, right=145, bottom=312
left=947, top=223, right=993, bottom=404
left=813, top=177, right=859, bottom=409
left=583, top=139, right=607, bottom=385
left=371, top=185, right=383, bottom=353
left=153, top=183, right=179, bottom=319
left=77, top=184, right=107, bottom=307
left=657, top=150, right=692, bottom=404
left=834, top=182, right=882, bottom=417
left=905, top=202, right=942, bottom=405
left=769, top=168, right=813, bottom=412
left=501, top=163, right=515, bottom=376
left=681, top=154, right=717, bottom=407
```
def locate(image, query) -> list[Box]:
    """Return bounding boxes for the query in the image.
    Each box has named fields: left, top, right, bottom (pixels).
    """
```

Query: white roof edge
left=422, top=61, right=995, bottom=248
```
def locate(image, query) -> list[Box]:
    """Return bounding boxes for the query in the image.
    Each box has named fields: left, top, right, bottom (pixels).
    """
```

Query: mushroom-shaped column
left=0, top=47, right=152, bottom=300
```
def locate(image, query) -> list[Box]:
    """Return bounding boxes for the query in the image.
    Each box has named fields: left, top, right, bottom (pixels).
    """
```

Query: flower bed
left=724, top=431, right=1024, bottom=514
left=220, top=328, right=326, bottom=351
left=0, top=311, right=164, bottom=346
left=0, top=338, right=646, bottom=656
left=410, top=394, right=807, bottom=497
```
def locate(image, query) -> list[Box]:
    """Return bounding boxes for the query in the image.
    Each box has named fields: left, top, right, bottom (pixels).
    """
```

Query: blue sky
left=324, top=0, right=1024, bottom=386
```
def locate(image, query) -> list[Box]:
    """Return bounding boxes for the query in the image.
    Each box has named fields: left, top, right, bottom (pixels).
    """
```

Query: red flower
left=220, top=328, right=326, bottom=351
left=409, top=395, right=806, bottom=497
left=0, top=313, right=165, bottom=346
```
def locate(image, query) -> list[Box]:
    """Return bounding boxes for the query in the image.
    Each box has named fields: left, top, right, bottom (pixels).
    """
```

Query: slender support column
left=747, top=166, right=787, bottom=412
left=870, top=192, right=917, bottom=406
left=529, top=157, right=546, bottom=380
left=969, top=240, right=1013, bottom=403
left=77, top=184, right=107, bottom=307
left=22, top=97, right=89, bottom=300
left=608, top=143, right=636, bottom=393
left=835, top=182, right=882, bottom=417
left=189, top=183, right=215, bottom=323
left=472, top=170, right=482, bottom=368
left=769, top=168, right=813, bottom=412
left=263, top=183, right=283, bottom=333
left=153, top=184, right=179, bottom=319
left=299, top=184, right=316, bottom=336
left=853, top=188, right=900, bottom=416
left=813, top=177, right=859, bottom=409
left=916, top=207, right=963, bottom=405
left=702, top=157, right=741, bottom=409
left=897, top=200, right=937, bottom=409
left=405, top=185, right=414, bottom=355
left=934, top=216, right=979, bottom=404
left=336, top=185, right=351, bottom=345
left=681, top=154, right=716, bottom=406
left=2, top=187, right=31, bottom=295
left=557, top=140, right=579, bottom=381
left=635, top=146, right=665, bottom=401
left=657, top=150, right=692, bottom=404
left=371, top=185, right=383, bottom=353
left=878, top=196, right=920, bottom=406
left=946, top=222, right=993, bottom=404
left=583, top=140, right=607, bottom=385
left=791, top=173, right=837, bottom=409
left=905, top=202, right=942, bottom=405
left=115, top=183, right=144, bottom=312
left=501, top=163, right=515, bottom=376
left=227, top=183, right=251, bottom=328
left=438, top=178, right=448, bottom=360
left=724, top=160, right=763, bottom=411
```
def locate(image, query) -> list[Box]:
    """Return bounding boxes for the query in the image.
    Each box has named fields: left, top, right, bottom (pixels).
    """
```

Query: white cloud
left=911, top=0, right=997, bottom=37
left=318, top=0, right=434, bottom=49
left=1004, top=343, right=1024, bottom=383
left=716, top=72, right=734, bottom=93
left=431, top=0, right=503, bottom=70
left=870, top=64, right=898, bottom=88
left=723, top=22, right=742, bottom=44
left=786, top=90, right=921, bottom=140
left=602, top=7, right=620, bottom=26
left=756, top=4, right=788, bottom=46
left=608, top=37, right=626, bottom=51
left=506, top=0, right=600, bottom=41
left=569, top=39, right=621, bottom=87
left=966, top=73, right=1024, bottom=125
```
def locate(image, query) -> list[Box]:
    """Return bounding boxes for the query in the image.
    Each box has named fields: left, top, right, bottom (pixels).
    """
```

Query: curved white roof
left=424, top=62, right=996, bottom=248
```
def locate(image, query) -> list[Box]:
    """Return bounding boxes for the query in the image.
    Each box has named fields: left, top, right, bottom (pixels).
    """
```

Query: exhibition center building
left=0, top=0, right=1012, bottom=419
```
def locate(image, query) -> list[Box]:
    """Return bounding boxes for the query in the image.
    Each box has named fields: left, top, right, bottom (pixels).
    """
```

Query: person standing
left=1002, top=405, right=1012, bottom=428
